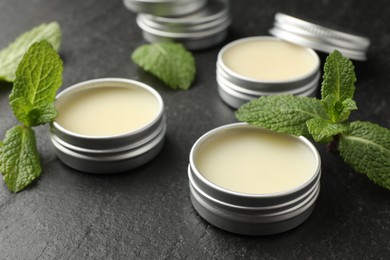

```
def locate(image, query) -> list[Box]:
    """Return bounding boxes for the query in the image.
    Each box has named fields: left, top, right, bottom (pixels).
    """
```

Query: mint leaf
left=0, top=125, right=41, bottom=192
left=9, top=41, right=63, bottom=127
left=306, top=118, right=349, bottom=143
left=321, top=50, right=356, bottom=122
left=339, top=121, right=390, bottom=190
left=132, top=41, right=195, bottom=90
left=0, top=22, right=61, bottom=82
left=236, top=95, right=328, bottom=138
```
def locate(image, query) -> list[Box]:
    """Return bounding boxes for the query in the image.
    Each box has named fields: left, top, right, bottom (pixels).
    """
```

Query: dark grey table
left=0, top=0, right=389, bottom=259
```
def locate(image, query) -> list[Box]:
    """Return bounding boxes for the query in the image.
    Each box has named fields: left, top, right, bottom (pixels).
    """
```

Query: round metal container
left=188, top=123, right=321, bottom=236
left=136, top=0, right=231, bottom=50
left=216, top=36, right=320, bottom=108
left=50, top=78, right=166, bottom=174
left=123, top=0, right=207, bottom=17
left=269, top=13, right=370, bottom=61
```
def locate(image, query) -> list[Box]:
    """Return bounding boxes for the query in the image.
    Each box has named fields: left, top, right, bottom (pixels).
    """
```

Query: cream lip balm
left=194, top=126, right=317, bottom=194
left=50, top=78, right=166, bottom=174
left=188, top=123, right=321, bottom=235
left=222, top=39, right=318, bottom=81
left=55, top=84, right=160, bottom=136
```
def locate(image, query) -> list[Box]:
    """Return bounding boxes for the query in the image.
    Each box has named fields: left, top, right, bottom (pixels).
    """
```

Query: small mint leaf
left=132, top=41, right=195, bottom=90
left=0, top=125, right=41, bottom=192
left=0, top=22, right=61, bottom=82
left=306, top=118, right=349, bottom=143
left=321, top=50, right=356, bottom=122
left=9, top=41, right=63, bottom=126
left=339, top=121, right=390, bottom=190
left=236, top=95, right=328, bottom=138
left=339, top=98, right=358, bottom=122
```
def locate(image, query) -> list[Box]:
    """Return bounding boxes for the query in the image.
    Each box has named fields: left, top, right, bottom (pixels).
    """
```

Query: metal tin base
left=52, top=127, right=165, bottom=174
left=190, top=185, right=318, bottom=236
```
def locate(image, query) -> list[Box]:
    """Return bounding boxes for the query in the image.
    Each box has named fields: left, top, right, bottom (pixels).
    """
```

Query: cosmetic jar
left=188, top=123, right=321, bottom=235
left=217, top=36, right=320, bottom=108
left=50, top=78, right=166, bottom=174
left=123, top=0, right=207, bottom=17
left=135, top=0, right=231, bottom=50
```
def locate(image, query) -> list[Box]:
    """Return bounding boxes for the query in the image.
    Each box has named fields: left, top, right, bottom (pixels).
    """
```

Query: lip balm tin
left=123, top=0, right=207, bottom=17
left=188, top=123, right=321, bottom=236
left=217, top=36, right=320, bottom=108
left=50, top=78, right=166, bottom=174
left=136, top=0, right=231, bottom=50
left=269, top=12, right=370, bottom=61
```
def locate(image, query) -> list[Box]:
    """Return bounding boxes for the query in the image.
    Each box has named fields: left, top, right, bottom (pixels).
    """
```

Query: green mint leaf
left=9, top=41, right=63, bottom=127
left=132, top=41, right=195, bottom=90
left=0, top=22, right=61, bottom=82
left=306, top=118, right=349, bottom=143
left=321, top=50, right=356, bottom=122
left=339, top=121, right=390, bottom=190
left=0, top=125, right=41, bottom=192
left=236, top=95, right=328, bottom=138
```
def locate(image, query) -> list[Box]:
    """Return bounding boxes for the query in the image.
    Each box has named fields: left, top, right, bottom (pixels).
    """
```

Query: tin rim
left=140, top=0, right=229, bottom=26
left=139, top=13, right=230, bottom=33
left=52, top=124, right=166, bottom=162
left=216, top=78, right=318, bottom=109
left=189, top=165, right=321, bottom=212
left=217, top=36, right=320, bottom=85
left=50, top=116, right=166, bottom=154
left=123, top=0, right=207, bottom=16
left=189, top=123, right=321, bottom=199
left=190, top=180, right=320, bottom=222
left=52, top=78, right=164, bottom=141
left=217, top=68, right=320, bottom=96
left=137, top=14, right=231, bottom=39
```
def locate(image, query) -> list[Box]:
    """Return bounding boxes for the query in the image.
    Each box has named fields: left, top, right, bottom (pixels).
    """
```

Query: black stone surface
left=0, top=0, right=389, bottom=259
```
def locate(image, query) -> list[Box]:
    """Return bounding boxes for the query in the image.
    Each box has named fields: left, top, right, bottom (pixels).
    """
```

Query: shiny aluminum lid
left=269, top=12, right=370, bottom=61
left=123, top=0, right=207, bottom=17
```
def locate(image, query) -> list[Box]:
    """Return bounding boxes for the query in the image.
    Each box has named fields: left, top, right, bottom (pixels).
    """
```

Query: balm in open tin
left=216, top=36, right=320, bottom=108
left=50, top=78, right=166, bottom=174
left=188, top=123, right=321, bottom=235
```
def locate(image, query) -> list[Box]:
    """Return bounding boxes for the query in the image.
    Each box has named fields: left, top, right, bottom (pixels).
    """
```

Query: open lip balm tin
left=216, top=36, right=321, bottom=109
left=50, top=78, right=166, bottom=174
left=188, top=123, right=321, bottom=235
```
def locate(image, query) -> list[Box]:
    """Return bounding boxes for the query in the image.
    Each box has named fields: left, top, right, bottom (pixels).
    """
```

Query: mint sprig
left=0, top=22, right=61, bottom=82
left=0, top=41, right=63, bottom=192
left=132, top=41, right=196, bottom=90
left=236, top=50, right=390, bottom=190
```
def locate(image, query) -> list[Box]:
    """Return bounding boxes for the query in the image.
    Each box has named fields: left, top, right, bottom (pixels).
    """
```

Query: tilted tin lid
left=269, top=12, right=370, bottom=61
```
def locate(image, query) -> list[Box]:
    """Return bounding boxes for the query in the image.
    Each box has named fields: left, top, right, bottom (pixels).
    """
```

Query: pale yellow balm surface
left=55, top=86, right=159, bottom=136
left=222, top=39, right=317, bottom=81
left=195, top=127, right=317, bottom=194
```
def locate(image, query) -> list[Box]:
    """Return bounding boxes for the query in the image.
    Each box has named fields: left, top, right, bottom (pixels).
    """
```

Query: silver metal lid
left=269, top=12, right=370, bottom=61
left=123, top=0, right=207, bottom=17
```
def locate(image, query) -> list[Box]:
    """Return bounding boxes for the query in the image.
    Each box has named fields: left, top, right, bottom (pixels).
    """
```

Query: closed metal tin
left=188, top=123, right=321, bottom=235
left=123, top=0, right=207, bottom=17
left=269, top=13, right=370, bottom=61
left=136, top=0, right=231, bottom=50
left=50, top=78, right=166, bottom=174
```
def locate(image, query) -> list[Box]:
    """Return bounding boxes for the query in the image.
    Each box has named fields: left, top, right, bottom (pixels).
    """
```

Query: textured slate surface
left=0, top=0, right=389, bottom=259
